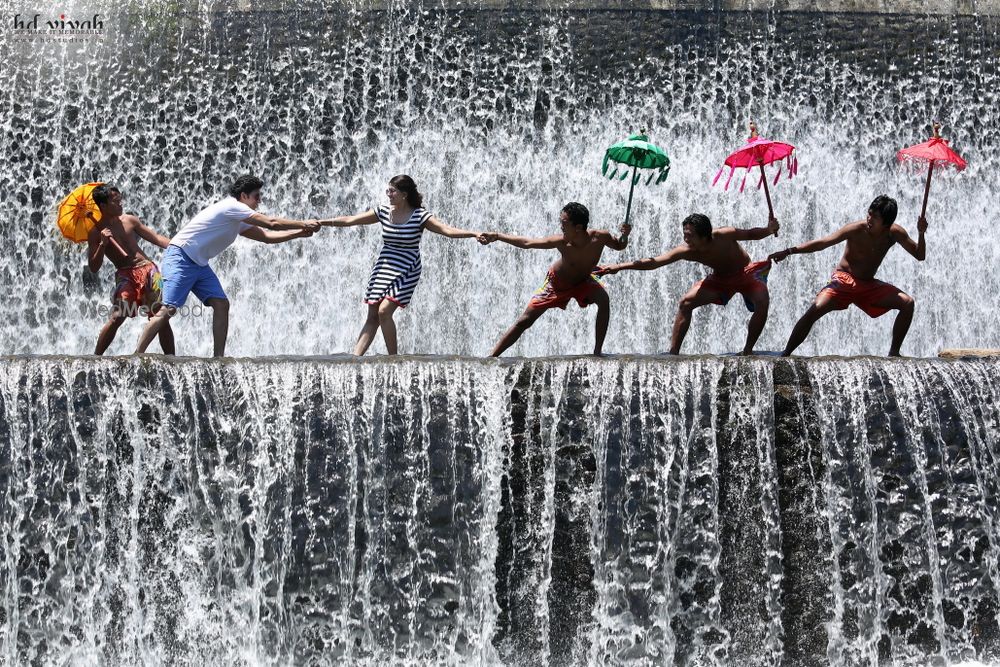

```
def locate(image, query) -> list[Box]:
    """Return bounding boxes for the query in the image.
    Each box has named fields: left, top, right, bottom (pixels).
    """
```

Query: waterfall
left=1, top=4, right=997, bottom=357
left=2, top=355, right=999, bottom=665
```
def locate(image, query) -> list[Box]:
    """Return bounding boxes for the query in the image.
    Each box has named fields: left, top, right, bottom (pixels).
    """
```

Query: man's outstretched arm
left=597, top=245, right=691, bottom=275
left=718, top=217, right=780, bottom=241
left=893, top=216, right=927, bottom=261
left=132, top=217, right=171, bottom=249
left=477, top=232, right=562, bottom=249
left=769, top=223, right=854, bottom=262
left=239, top=225, right=316, bottom=244
left=246, top=212, right=321, bottom=231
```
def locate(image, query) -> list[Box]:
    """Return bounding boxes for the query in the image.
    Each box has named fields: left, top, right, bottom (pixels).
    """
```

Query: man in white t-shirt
left=134, top=174, right=323, bottom=357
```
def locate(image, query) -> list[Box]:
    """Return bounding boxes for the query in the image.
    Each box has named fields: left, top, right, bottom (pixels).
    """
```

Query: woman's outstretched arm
left=424, top=216, right=481, bottom=238
left=320, top=210, right=379, bottom=227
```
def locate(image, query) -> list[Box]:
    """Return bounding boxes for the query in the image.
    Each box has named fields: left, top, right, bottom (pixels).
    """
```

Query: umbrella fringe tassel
left=723, top=166, right=736, bottom=191
left=739, top=169, right=749, bottom=193
left=712, top=166, right=724, bottom=187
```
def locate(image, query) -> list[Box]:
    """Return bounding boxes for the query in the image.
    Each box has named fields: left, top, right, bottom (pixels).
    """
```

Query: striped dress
left=364, top=205, right=431, bottom=307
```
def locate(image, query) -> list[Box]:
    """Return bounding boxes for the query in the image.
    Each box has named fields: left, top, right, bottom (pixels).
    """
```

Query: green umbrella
left=601, top=131, right=670, bottom=227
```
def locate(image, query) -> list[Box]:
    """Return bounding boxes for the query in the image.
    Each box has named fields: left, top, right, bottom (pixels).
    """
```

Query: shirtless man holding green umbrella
left=478, top=202, right=631, bottom=357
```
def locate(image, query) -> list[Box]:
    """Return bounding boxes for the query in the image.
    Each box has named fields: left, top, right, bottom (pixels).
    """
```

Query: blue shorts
left=160, top=245, right=227, bottom=308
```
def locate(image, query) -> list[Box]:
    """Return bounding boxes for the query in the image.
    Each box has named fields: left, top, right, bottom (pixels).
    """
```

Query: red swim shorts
left=528, top=270, right=606, bottom=311
left=695, top=259, right=771, bottom=312
left=112, top=261, right=163, bottom=318
left=818, top=270, right=902, bottom=318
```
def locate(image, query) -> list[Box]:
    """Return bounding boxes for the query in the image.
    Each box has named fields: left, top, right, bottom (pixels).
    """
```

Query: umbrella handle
left=759, top=163, right=778, bottom=236
left=920, top=160, right=934, bottom=220
left=100, top=235, right=128, bottom=257
left=624, top=164, right=638, bottom=227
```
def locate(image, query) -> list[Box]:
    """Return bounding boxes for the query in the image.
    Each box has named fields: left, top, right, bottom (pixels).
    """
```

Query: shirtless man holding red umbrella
left=768, top=194, right=927, bottom=357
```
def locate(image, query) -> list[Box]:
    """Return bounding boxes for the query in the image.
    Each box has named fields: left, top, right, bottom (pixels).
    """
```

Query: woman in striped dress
left=324, top=175, right=482, bottom=355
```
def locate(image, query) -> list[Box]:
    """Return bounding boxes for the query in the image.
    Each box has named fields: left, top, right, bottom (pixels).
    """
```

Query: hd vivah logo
left=12, top=13, right=104, bottom=31
left=10, top=12, right=105, bottom=41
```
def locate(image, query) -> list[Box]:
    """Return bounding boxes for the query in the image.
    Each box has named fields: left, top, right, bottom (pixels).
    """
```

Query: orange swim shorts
left=818, top=270, right=902, bottom=318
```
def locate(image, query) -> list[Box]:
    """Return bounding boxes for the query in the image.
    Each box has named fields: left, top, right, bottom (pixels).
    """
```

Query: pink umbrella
left=897, top=121, right=967, bottom=219
left=713, top=121, right=797, bottom=234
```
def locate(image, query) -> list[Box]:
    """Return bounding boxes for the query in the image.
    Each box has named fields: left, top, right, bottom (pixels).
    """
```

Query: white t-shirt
left=170, top=197, right=256, bottom=266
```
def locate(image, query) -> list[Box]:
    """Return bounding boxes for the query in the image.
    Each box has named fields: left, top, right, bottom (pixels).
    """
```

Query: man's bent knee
left=807, top=299, right=838, bottom=319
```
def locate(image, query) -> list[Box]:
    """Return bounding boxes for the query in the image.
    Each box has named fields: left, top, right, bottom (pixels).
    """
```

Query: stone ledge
left=226, top=0, right=1000, bottom=16
left=939, top=348, right=1000, bottom=358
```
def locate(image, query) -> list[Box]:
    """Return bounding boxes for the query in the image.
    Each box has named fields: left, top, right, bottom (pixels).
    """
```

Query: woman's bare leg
left=353, top=304, right=381, bottom=356
left=377, top=300, right=400, bottom=355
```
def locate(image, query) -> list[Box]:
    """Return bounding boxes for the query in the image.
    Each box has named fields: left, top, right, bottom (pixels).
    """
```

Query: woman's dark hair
left=228, top=174, right=264, bottom=199
left=561, top=202, right=590, bottom=228
left=868, top=195, right=898, bottom=226
left=682, top=213, right=713, bottom=240
left=389, top=174, right=423, bottom=208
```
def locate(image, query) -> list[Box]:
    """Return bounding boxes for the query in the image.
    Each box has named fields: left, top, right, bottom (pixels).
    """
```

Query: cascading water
left=1, top=3, right=997, bottom=357
left=0, top=357, right=511, bottom=664
left=2, top=355, right=1000, bottom=665
left=808, top=359, right=1000, bottom=666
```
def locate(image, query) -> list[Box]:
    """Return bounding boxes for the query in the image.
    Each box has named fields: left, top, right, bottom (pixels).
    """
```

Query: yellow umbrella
left=56, top=182, right=126, bottom=255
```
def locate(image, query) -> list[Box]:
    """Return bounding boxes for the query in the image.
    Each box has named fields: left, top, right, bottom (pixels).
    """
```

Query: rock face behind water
left=1, top=355, right=999, bottom=666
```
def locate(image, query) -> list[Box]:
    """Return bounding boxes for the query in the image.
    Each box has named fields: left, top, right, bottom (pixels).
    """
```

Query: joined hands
left=768, top=248, right=792, bottom=263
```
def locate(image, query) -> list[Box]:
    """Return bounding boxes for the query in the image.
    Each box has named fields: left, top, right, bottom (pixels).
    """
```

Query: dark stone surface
left=772, top=358, right=832, bottom=666
left=547, top=365, right=598, bottom=665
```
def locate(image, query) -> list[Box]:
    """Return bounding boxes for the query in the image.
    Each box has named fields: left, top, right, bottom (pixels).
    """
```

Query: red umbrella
left=897, top=122, right=967, bottom=219
left=712, top=121, right=796, bottom=234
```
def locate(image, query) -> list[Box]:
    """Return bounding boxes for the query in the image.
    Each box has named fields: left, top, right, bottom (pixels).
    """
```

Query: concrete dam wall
left=2, top=355, right=999, bottom=665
